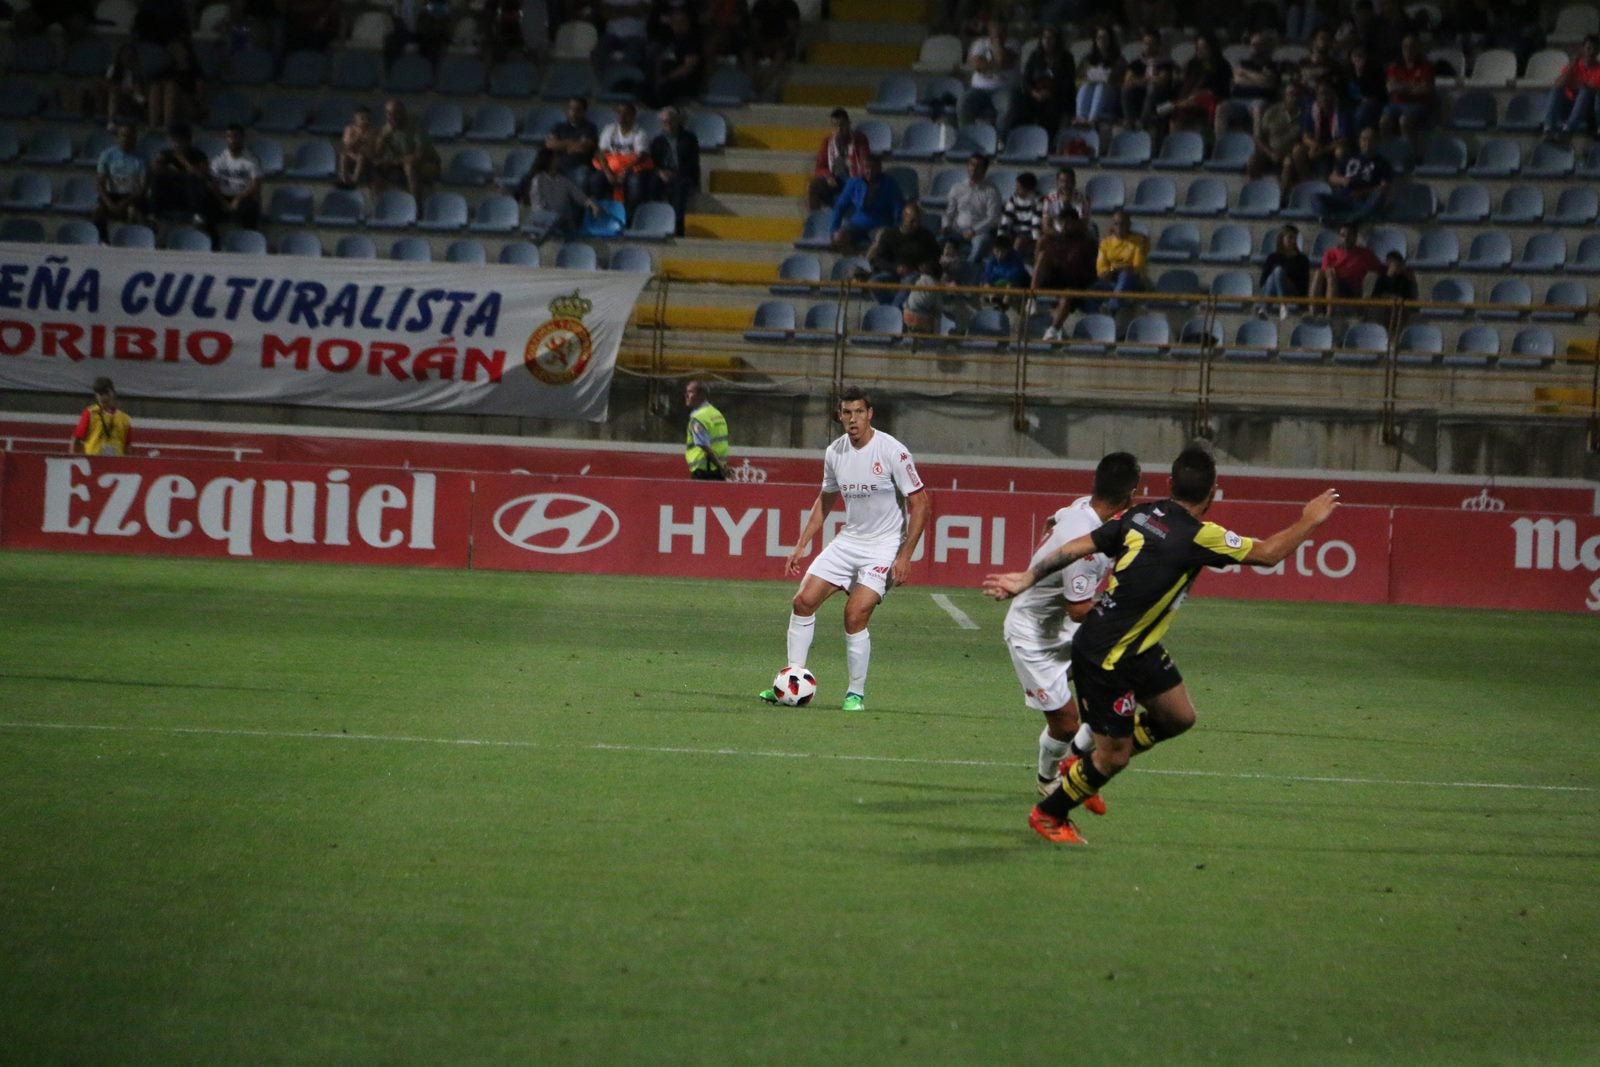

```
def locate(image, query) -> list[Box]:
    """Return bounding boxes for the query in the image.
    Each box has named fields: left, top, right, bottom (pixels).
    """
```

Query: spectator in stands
left=338, top=105, right=378, bottom=188
left=647, top=9, right=705, bottom=107
left=592, top=101, right=653, bottom=221
left=147, top=36, right=205, bottom=131
left=374, top=98, right=442, bottom=200
left=998, top=171, right=1043, bottom=261
left=1085, top=208, right=1148, bottom=312
left=1135, top=60, right=1181, bottom=133
left=282, top=0, right=343, bottom=53
left=830, top=155, right=904, bottom=252
left=1380, top=33, right=1436, bottom=140
left=749, top=0, right=802, bottom=94
left=1036, top=213, right=1100, bottom=340
left=70, top=378, right=132, bottom=457
left=517, top=147, right=602, bottom=235
left=1165, top=32, right=1233, bottom=136
left=648, top=106, right=699, bottom=235
left=940, top=154, right=1003, bottom=263
left=1121, top=28, right=1169, bottom=127
left=1292, top=79, right=1350, bottom=180
left=93, top=120, right=149, bottom=242
left=866, top=202, right=941, bottom=307
left=1256, top=224, right=1310, bottom=319
left=1368, top=250, right=1416, bottom=321
left=1229, top=31, right=1281, bottom=134
left=16, top=0, right=95, bottom=40
left=1542, top=35, right=1600, bottom=139
left=207, top=122, right=263, bottom=238
left=599, top=0, right=652, bottom=68
left=704, top=0, right=753, bottom=79
left=1297, top=28, right=1338, bottom=91
left=959, top=14, right=1015, bottom=131
left=808, top=108, right=871, bottom=212
left=901, top=259, right=951, bottom=336
left=1072, top=34, right=1118, bottom=129
left=547, top=97, right=601, bottom=180
left=1341, top=44, right=1389, bottom=134
left=1039, top=166, right=1090, bottom=234
left=134, top=0, right=192, bottom=46
left=385, top=0, right=452, bottom=68
left=1010, top=25, right=1075, bottom=140
left=1249, top=81, right=1308, bottom=186
left=981, top=232, right=1030, bottom=307
left=149, top=121, right=211, bottom=223
left=1310, top=223, right=1382, bottom=317
left=1318, top=125, right=1392, bottom=225
left=100, top=43, right=149, bottom=131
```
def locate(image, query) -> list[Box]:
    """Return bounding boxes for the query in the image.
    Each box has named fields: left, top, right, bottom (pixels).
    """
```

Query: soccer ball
left=771, top=666, right=818, bottom=707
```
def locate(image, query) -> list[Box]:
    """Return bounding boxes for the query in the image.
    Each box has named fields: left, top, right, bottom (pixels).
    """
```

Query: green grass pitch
left=1, top=551, right=1597, bottom=1065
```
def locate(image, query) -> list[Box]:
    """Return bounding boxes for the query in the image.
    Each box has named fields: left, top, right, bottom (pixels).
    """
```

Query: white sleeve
left=821, top=447, right=839, bottom=492
left=1059, top=556, right=1105, bottom=603
left=888, top=443, right=923, bottom=495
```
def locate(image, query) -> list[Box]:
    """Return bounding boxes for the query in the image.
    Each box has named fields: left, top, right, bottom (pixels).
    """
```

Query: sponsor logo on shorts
left=1112, top=692, right=1137, bottom=717
left=870, top=565, right=890, bottom=574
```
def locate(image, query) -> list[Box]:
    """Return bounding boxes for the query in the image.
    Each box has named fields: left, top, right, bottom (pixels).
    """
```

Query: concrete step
left=805, top=42, right=921, bottom=69
left=661, top=258, right=782, bottom=283
left=829, top=0, right=928, bottom=23
left=729, top=123, right=828, bottom=151
left=685, top=214, right=804, bottom=242
left=710, top=170, right=811, bottom=197
left=779, top=81, right=877, bottom=107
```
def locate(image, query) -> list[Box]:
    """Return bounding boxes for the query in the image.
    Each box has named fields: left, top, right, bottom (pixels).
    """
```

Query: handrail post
left=1194, top=294, right=1214, bottom=439
left=1014, top=288, right=1033, bottom=432
left=1589, top=310, right=1600, bottom=452
left=832, top=276, right=850, bottom=397
left=1382, top=296, right=1403, bottom=446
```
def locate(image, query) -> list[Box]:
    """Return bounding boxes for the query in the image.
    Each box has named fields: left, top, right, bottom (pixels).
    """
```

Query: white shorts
left=1006, top=639, right=1074, bottom=712
left=805, top=536, right=896, bottom=599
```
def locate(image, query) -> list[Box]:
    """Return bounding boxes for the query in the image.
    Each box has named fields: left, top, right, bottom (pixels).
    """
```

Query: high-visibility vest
left=685, top=403, right=730, bottom=473
left=80, top=405, right=132, bottom=456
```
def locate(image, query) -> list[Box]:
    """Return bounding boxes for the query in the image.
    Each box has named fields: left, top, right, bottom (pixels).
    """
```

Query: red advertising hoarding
left=1389, top=509, right=1600, bottom=613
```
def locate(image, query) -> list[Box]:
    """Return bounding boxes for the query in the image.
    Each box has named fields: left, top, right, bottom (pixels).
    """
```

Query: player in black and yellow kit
left=983, top=446, right=1340, bottom=844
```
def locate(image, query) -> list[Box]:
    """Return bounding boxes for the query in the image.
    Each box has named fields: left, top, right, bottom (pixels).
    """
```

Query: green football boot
left=841, top=693, right=865, bottom=712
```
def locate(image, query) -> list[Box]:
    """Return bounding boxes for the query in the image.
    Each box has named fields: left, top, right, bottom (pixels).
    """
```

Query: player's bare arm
left=891, top=489, right=931, bottom=585
left=981, top=532, right=1098, bottom=600
left=785, top=490, right=841, bottom=575
left=1240, top=489, right=1340, bottom=566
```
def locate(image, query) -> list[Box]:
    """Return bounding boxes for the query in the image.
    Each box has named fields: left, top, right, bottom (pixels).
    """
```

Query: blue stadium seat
left=1, top=218, right=45, bottom=243
left=469, top=195, right=520, bottom=233
left=1467, top=138, right=1521, bottom=178
left=857, top=304, right=904, bottom=345
left=224, top=50, right=275, bottom=86
left=1100, top=129, right=1152, bottom=168
left=419, top=191, right=469, bottom=231
left=1461, top=232, right=1512, bottom=272
left=1437, top=183, right=1490, bottom=224
left=1367, top=227, right=1407, bottom=262
left=830, top=256, right=869, bottom=283
left=1173, top=317, right=1221, bottom=359
left=773, top=253, right=822, bottom=295
left=1048, top=127, right=1099, bottom=164
left=1482, top=278, right=1533, bottom=320
left=251, top=138, right=284, bottom=178
left=1128, top=175, right=1176, bottom=215
left=915, top=76, right=963, bottom=118
left=1504, top=327, right=1556, bottom=369
left=1335, top=322, right=1388, bottom=366
left=0, top=124, right=19, bottom=164
left=943, top=122, right=997, bottom=163
left=1152, top=130, right=1204, bottom=169
left=1577, top=144, right=1600, bottom=179
left=446, top=239, right=488, bottom=264
left=498, top=241, right=542, bottom=267
left=580, top=200, right=625, bottom=238
left=438, top=56, right=487, bottom=96
left=1152, top=269, right=1200, bottom=306
left=854, top=119, right=893, bottom=157
left=890, top=120, right=942, bottom=162
left=797, top=303, right=845, bottom=342
left=555, top=242, right=599, bottom=270
left=1084, top=174, right=1125, bottom=214
left=466, top=103, right=517, bottom=142
left=1414, top=134, right=1468, bottom=176
left=424, top=102, right=466, bottom=141
left=596, top=64, right=646, bottom=104
left=1525, top=141, right=1576, bottom=179
left=701, top=66, right=751, bottom=107
left=446, top=147, right=495, bottom=187
left=489, top=60, right=539, bottom=98
left=2, top=172, right=52, bottom=211
left=794, top=209, right=833, bottom=250
left=1199, top=224, right=1251, bottom=264
left=1450, top=90, right=1496, bottom=130
left=1232, top=178, right=1282, bottom=219
left=959, top=308, right=1012, bottom=349
left=1279, top=180, right=1330, bottom=220
left=497, top=148, right=536, bottom=190
left=281, top=50, right=329, bottom=89
left=1204, top=131, right=1253, bottom=172
left=385, top=54, right=434, bottom=94
left=1423, top=277, right=1474, bottom=318
left=256, top=96, right=307, bottom=135
left=1228, top=319, right=1278, bottom=362
left=331, top=51, right=382, bottom=92
left=1176, top=176, right=1227, bottom=217
left=369, top=190, right=419, bottom=229
left=745, top=301, right=797, bottom=342
left=1501, top=92, right=1544, bottom=132
left=609, top=246, right=654, bottom=273
left=390, top=237, right=433, bottom=262
left=1491, top=185, right=1544, bottom=225
left=63, top=38, right=113, bottom=79
left=307, top=97, right=360, bottom=137
left=686, top=111, right=727, bottom=152
left=518, top=104, right=564, bottom=144
left=1396, top=323, right=1443, bottom=365
left=54, top=219, right=101, bottom=246
left=998, top=124, right=1049, bottom=164
left=1210, top=269, right=1253, bottom=309
left=335, top=234, right=378, bottom=259
left=1065, top=313, right=1116, bottom=354
left=22, top=128, right=72, bottom=167
left=1386, top=182, right=1435, bottom=223
left=0, top=79, right=42, bottom=120
left=106, top=223, right=153, bottom=248
left=1534, top=280, right=1588, bottom=321
left=1513, top=232, right=1567, bottom=273
left=1552, top=186, right=1599, bottom=226
left=1412, top=228, right=1461, bottom=270
left=1150, top=222, right=1200, bottom=263
left=1576, top=235, right=1600, bottom=273
left=267, top=185, right=315, bottom=225
left=54, top=175, right=97, bottom=215
left=920, top=168, right=963, bottom=210
left=164, top=226, right=213, bottom=251
left=221, top=229, right=268, bottom=255
left=866, top=76, right=918, bottom=115
left=285, top=140, right=337, bottom=180
left=278, top=231, right=324, bottom=257
left=1447, top=325, right=1499, bottom=367
left=1119, top=314, right=1171, bottom=358
left=1280, top=320, right=1333, bottom=364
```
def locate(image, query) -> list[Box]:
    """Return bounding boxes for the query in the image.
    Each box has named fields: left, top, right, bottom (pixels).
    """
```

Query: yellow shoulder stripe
left=1195, top=522, right=1253, bottom=561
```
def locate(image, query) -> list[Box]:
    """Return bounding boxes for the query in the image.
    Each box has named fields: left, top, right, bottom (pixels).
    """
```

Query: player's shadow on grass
left=0, top=670, right=339, bottom=697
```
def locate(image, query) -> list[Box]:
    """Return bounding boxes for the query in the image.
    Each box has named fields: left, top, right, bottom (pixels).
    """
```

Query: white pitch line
left=0, top=720, right=1592, bottom=795
left=930, top=593, right=980, bottom=630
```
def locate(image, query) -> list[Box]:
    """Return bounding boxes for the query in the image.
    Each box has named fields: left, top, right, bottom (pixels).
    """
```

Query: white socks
left=786, top=612, right=816, bottom=667
left=844, top=629, right=870, bottom=695
left=1071, top=722, right=1094, bottom=758
left=1038, top=728, right=1072, bottom=782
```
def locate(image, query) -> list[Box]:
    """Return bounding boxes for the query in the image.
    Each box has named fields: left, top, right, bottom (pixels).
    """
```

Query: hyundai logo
left=493, top=493, right=620, bottom=554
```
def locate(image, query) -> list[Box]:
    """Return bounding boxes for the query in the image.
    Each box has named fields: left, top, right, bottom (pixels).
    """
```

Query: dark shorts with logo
left=1069, top=642, right=1184, bottom=738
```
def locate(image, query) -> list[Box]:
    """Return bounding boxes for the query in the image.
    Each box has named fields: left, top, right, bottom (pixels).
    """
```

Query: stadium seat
left=335, top=234, right=378, bottom=259
left=1553, top=3, right=1600, bottom=41
left=278, top=231, right=323, bottom=257
left=701, top=67, right=751, bottom=108
left=1414, top=134, right=1467, bottom=176
left=1279, top=180, right=1330, bottom=220
left=580, top=200, right=625, bottom=238
left=1199, top=224, right=1251, bottom=264
left=307, top=97, right=359, bottom=137
left=686, top=111, right=727, bottom=153
left=369, top=190, right=419, bottom=229
left=867, top=76, right=918, bottom=115
left=857, top=304, right=904, bottom=346
left=267, top=185, right=315, bottom=225
left=438, top=56, right=487, bottom=96
left=1451, top=91, right=1496, bottom=130
left=1579, top=236, right=1600, bottom=274
left=987, top=169, right=1018, bottom=201
left=1084, top=174, right=1125, bottom=214
left=1513, top=232, right=1567, bottom=273
left=595, top=64, right=646, bottom=105
left=224, top=49, right=275, bottom=86
left=1423, top=277, right=1474, bottom=318
left=1310, top=228, right=1339, bottom=260
left=1100, top=129, right=1152, bottom=168
left=761, top=254, right=820, bottom=297
left=418, top=192, right=469, bottom=231
left=1176, top=177, right=1227, bottom=217
left=162, top=225, right=211, bottom=252
left=307, top=188, right=358, bottom=227
left=1386, top=182, right=1435, bottom=223
left=498, top=241, right=542, bottom=267
left=1461, top=232, right=1512, bottom=272
left=1504, top=327, right=1556, bottom=369
left=2, top=172, right=52, bottom=212
left=1482, top=278, right=1533, bottom=320
left=465, top=103, right=517, bottom=143
left=390, top=237, right=433, bottom=262
left=829, top=256, right=869, bottom=284
left=1210, top=269, right=1253, bottom=309
left=1232, top=178, right=1282, bottom=219
left=54, top=220, right=101, bottom=246
left=445, top=147, right=495, bottom=188
left=1412, top=228, right=1461, bottom=270
left=105, top=222, right=153, bottom=248
left=346, top=10, right=392, bottom=49
left=1280, top=320, right=1333, bottom=364
left=382, top=54, right=433, bottom=94
left=745, top=301, right=797, bottom=342
left=1467, top=48, right=1517, bottom=88
left=1335, top=322, right=1388, bottom=366
left=794, top=209, right=834, bottom=250
left=796, top=303, right=845, bottom=342
left=489, top=60, right=539, bottom=98
left=221, top=229, right=268, bottom=255
left=542, top=60, right=596, bottom=101
left=1501, top=92, right=1545, bottom=132
left=1367, top=227, right=1407, bottom=262
left=890, top=121, right=943, bottom=162
left=1066, top=313, right=1117, bottom=354
left=1204, top=131, right=1253, bottom=172
left=63, top=38, right=113, bottom=79
left=465, top=194, right=518, bottom=234
left=331, top=51, right=381, bottom=92
left=959, top=308, right=1012, bottom=349
left=21, top=128, right=72, bottom=167
left=1152, top=130, right=1204, bottom=170
left=1552, top=186, right=1599, bottom=226
left=1048, top=128, right=1099, bottom=164
left=1437, top=184, right=1490, bottom=224
left=256, top=96, right=307, bottom=135
left=1128, top=175, right=1176, bottom=215
left=1525, top=141, right=1576, bottom=179
left=0, top=125, right=19, bottom=164
left=1494, top=185, right=1547, bottom=225
left=625, top=202, right=675, bottom=241
left=1396, top=322, right=1443, bottom=365
left=1228, top=318, right=1278, bottom=362
left=1173, top=317, right=1221, bottom=359
left=555, top=242, right=599, bottom=270
left=1427, top=45, right=1467, bottom=81
left=444, top=239, right=487, bottom=264
left=284, top=140, right=336, bottom=181
left=944, top=122, right=997, bottom=163
left=1150, top=222, right=1200, bottom=263
left=54, top=176, right=97, bottom=215
left=1375, top=136, right=1415, bottom=175
left=518, top=104, right=564, bottom=145
left=607, top=247, right=652, bottom=273
left=422, top=102, right=464, bottom=141
left=919, top=168, right=963, bottom=210
left=853, top=119, right=892, bottom=158
left=552, top=19, right=598, bottom=58
left=1119, top=314, right=1170, bottom=358
left=1448, top=325, right=1500, bottom=367
left=1535, top=280, right=1589, bottom=321
left=1519, top=48, right=1568, bottom=88
left=1467, top=138, right=1521, bottom=179
left=997, top=124, right=1049, bottom=164
left=0, top=79, right=42, bottom=121
left=281, top=49, right=329, bottom=89
left=915, top=76, right=964, bottom=118
left=913, top=35, right=963, bottom=73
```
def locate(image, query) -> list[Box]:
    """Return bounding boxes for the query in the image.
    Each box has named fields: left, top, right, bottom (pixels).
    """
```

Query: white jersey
left=1003, top=496, right=1111, bottom=650
left=821, top=429, right=923, bottom=546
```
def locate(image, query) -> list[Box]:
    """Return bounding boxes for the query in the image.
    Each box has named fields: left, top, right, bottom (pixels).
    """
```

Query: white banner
left=0, top=242, right=649, bottom=421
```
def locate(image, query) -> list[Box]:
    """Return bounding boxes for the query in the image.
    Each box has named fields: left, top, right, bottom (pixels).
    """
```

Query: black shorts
left=1070, top=642, right=1183, bottom=738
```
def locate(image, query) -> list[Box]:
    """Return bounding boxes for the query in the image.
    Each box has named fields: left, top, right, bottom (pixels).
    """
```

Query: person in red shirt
left=1380, top=34, right=1436, bottom=140
left=807, top=108, right=871, bottom=212
left=1310, top=223, right=1383, bottom=317
left=1543, top=35, right=1600, bottom=138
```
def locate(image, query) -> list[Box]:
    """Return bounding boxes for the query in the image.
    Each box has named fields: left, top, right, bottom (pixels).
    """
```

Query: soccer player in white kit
left=760, top=388, right=931, bottom=711
left=1004, top=452, right=1140, bottom=800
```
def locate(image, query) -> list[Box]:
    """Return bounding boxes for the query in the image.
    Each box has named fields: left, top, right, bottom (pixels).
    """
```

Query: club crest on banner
left=524, top=290, right=595, bottom=385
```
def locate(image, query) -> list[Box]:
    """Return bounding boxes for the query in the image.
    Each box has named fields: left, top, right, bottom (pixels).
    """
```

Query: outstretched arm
left=1241, top=489, right=1340, bottom=566
left=982, top=532, right=1099, bottom=600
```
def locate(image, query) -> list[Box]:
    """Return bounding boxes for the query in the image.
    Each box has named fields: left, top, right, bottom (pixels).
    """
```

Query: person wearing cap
left=70, top=378, right=132, bottom=457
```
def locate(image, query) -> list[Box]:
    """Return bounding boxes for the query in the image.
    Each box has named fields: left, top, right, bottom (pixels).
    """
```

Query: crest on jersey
left=523, top=291, right=595, bottom=385
left=872, top=460, right=884, bottom=475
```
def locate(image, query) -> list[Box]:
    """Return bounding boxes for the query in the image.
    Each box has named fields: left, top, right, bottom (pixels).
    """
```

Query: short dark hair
left=830, top=107, right=850, bottom=122
left=1017, top=171, right=1038, bottom=190
left=225, top=122, right=244, bottom=135
left=838, top=386, right=872, bottom=410
left=1170, top=446, right=1216, bottom=504
left=1092, top=452, right=1141, bottom=504
left=92, top=376, right=115, bottom=394
left=167, top=121, right=191, bottom=140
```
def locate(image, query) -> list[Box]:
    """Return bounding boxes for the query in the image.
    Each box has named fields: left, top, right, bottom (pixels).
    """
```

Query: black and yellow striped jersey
left=1073, top=500, right=1255, bottom=670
